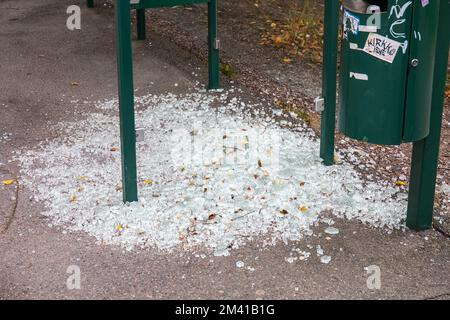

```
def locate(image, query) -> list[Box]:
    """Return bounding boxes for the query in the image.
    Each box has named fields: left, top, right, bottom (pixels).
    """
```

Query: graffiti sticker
left=363, top=33, right=402, bottom=63
left=343, top=10, right=360, bottom=37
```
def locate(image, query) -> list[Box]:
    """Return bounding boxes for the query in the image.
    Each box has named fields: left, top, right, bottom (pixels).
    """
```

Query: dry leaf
left=2, top=179, right=15, bottom=185
left=299, top=206, right=309, bottom=213
left=334, top=154, right=342, bottom=164
left=258, top=160, right=263, bottom=167
left=70, top=81, right=80, bottom=86
left=395, top=180, right=408, bottom=187
left=69, top=195, right=77, bottom=203
left=274, top=36, right=283, bottom=46
left=143, top=179, right=154, bottom=185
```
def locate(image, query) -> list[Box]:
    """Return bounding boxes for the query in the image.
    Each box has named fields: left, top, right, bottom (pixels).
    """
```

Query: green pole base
left=405, top=0, right=449, bottom=231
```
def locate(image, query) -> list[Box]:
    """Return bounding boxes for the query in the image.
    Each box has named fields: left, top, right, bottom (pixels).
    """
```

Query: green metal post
left=319, top=0, right=340, bottom=166
left=406, top=0, right=450, bottom=230
left=136, top=9, right=146, bottom=41
left=87, top=0, right=94, bottom=8
left=208, top=0, right=220, bottom=89
left=115, top=0, right=138, bottom=203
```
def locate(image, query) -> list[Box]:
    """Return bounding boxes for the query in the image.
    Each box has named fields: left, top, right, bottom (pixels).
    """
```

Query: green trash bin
left=338, top=0, right=440, bottom=145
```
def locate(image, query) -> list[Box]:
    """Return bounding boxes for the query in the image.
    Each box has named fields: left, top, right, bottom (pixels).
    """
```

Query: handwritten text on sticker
left=363, top=33, right=401, bottom=64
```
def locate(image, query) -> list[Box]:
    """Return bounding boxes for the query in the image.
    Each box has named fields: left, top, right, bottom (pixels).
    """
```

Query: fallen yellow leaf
left=2, top=179, right=15, bottom=185
left=282, top=57, right=292, bottom=63
left=143, top=179, right=154, bottom=185
left=299, top=206, right=309, bottom=213
left=395, top=180, right=408, bottom=187
left=334, top=154, right=342, bottom=164
left=274, top=36, right=283, bottom=45
left=241, top=138, right=249, bottom=146
left=69, top=195, right=77, bottom=203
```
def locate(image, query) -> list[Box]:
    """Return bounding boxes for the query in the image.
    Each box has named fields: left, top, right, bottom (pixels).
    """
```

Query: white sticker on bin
left=363, top=33, right=401, bottom=64
left=359, top=25, right=378, bottom=33
left=349, top=42, right=362, bottom=50
left=350, top=72, right=369, bottom=81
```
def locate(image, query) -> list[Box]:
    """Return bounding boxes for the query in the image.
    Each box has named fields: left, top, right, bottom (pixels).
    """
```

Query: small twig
left=223, top=146, right=245, bottom=152
left=0, top=168, right=19, bottom=234
left=432, top=221, right=450, bottom=239
left=424, top=292, right=450, bottom=300
left=231, top=208, right=262, bottom=221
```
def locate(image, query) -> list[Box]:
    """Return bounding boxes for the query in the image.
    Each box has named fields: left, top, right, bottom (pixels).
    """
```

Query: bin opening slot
left=343, top=0, right=388, bottom=13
